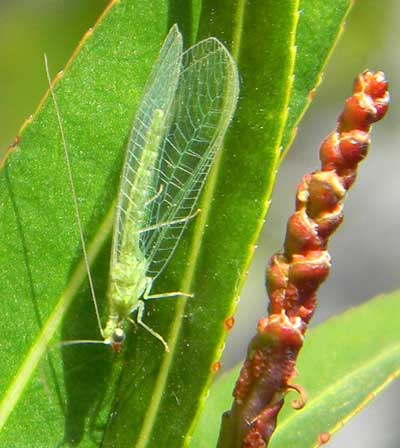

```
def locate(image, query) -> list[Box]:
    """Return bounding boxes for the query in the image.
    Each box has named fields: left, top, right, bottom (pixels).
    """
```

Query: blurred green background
left=0, top=1, right=398, bottom=447
left=0, top=0, right=108, bottom=148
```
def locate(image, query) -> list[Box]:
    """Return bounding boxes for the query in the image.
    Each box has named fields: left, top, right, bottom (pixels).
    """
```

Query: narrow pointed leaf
left=0, top=1, right=171, bottom=446
left=281, top=0, right=352, bottom=155
left=102, top=1, right=299, bottom=446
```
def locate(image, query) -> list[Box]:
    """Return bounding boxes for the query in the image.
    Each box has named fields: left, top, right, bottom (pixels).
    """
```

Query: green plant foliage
left=0, top=0, right=352, bottom=446
left=192, top=292, right=400, bottom=447
left=280, top=0, right=352, bottom=156
left=102, top=0, right=298, bottom=445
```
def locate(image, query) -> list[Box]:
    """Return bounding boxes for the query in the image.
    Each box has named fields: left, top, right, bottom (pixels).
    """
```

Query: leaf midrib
left=133, top=4, right=249, bottom=446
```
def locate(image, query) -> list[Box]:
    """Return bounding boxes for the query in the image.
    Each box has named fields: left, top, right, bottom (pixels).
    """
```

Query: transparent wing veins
left=142, top=37, right=239, bottom=279
left=111, top=26, right=183, bottom=268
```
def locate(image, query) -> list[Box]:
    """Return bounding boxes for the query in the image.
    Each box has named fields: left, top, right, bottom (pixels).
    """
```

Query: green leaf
left=0, top=1, right=354, bottom=447
left=102, top=1, right=298, bottom=446
left=0, top=1, right=172, bottom=446
left=280, top=0, right=352, bottom=155
left=192, top=292, right=400, bottom=447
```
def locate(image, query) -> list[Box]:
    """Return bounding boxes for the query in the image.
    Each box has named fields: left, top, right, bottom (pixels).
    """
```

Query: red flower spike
left=305, top=172, right=346, bottom=218
left=217, top=71, right=389, bottom=448
left=314, top=210, right=344, bottom=242
left=338, top=71, right=389, bottom=133
left=338, top=131, right=370, bottom=166
left=284, top=211, right=321, bottom=256
left=320, top=132, right=341, bottom=170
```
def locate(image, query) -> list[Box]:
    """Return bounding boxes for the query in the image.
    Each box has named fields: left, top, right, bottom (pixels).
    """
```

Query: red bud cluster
left=218, top=71, right=389, bottom=448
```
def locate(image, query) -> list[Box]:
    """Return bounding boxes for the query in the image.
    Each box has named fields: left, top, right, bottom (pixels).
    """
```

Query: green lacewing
left=48, top=25, right=239, bottom=352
